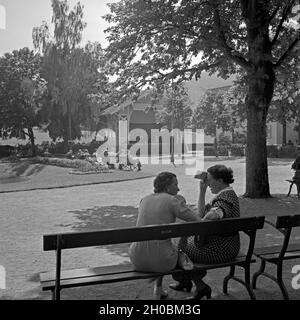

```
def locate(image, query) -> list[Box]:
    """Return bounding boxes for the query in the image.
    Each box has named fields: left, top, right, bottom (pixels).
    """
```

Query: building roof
left=101, top=90, right=165, bottom=116
left=205, top=85, right=232, bottom=93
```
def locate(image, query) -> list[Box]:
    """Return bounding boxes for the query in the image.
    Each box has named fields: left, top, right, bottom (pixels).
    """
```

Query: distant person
left=129, top=172, right=201, bottom=299
left=287, top=140, right=294, bottom=146
left=291, top=147, right=300, bottom=197
left=102, top=150, right=111, bottom=165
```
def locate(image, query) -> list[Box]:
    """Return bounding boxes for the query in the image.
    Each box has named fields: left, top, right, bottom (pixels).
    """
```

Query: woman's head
left=207, top=165, right=234, bottom=194
left=153, top=172, right=179, bottom=195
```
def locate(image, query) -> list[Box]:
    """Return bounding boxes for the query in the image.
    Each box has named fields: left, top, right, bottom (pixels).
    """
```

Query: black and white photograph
left=0, top=0, right=299, bottom=309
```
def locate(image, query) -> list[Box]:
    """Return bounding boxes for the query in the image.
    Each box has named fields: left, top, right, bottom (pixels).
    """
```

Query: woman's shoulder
left=141, top=193, right=173, bottom=202
left=213, top=188, right=238, bottom=204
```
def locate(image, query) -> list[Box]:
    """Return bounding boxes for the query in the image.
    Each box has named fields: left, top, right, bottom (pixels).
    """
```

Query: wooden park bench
left=40, top=216, right=265, bottom=300
left=252, top=214, right=300, bottom=299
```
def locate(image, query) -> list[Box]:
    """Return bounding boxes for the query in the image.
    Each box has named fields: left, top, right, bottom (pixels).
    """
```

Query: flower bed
left=33, top=156, right=112, bottom=173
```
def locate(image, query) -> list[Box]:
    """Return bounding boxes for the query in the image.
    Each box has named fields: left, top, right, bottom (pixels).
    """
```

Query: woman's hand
left=199, top=179, right=208, bottom=193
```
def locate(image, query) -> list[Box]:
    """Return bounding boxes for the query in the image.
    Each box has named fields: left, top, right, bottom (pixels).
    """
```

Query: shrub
left=204, top=146, right=216, bottom=156
left=217, top=145, right=229, bottom=156
left=34, top=156, right=111, bottom=172
left=278, top=145, right=297, bottom=158
left=267, top=145, right=279, bottom=158
left=230, top=144, right=245, bottom=156
left=0, top=145, right=15, bottom=158
left=48, top=141, right=66, bottom=154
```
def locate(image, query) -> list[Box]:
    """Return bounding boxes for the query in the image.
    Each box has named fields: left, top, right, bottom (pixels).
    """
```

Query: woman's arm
left=172, top=196, right=201, bottom=222
left=198, top=181, right=207, bottom=218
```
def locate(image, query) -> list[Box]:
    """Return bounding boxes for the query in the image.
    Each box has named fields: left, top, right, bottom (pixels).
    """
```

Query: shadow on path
left=2, top=161, right=46, bottom=177
left=59, top=205, right=139, bottom=257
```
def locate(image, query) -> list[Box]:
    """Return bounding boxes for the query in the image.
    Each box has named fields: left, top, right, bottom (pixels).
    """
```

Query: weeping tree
left=104, top=0, right=299, bottom=198
left=32, top=0, right=93, bottom=146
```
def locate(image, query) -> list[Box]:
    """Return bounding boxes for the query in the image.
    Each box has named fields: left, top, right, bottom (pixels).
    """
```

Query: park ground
left=0, top=156, right=299, bottom=300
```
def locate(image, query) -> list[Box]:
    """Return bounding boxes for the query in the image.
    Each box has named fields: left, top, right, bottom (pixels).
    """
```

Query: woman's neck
left=215, top=184, right=230, bottom=194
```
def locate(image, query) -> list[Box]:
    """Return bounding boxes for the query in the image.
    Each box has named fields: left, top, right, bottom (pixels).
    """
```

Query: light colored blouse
left=129, top=193, right=199, bottom=272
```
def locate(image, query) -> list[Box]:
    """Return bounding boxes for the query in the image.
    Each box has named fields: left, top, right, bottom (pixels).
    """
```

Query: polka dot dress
left=179, top=189, right=240, bottom=264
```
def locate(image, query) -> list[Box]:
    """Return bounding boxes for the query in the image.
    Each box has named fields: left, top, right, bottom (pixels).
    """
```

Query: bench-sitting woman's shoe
left=186, top=284, right=212, bottom=300
left=153, top=286, right=168, bottom=300
left=169, top=281, right=193, bottom=292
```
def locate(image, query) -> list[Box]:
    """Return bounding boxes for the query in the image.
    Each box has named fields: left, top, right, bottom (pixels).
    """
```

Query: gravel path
left=0, top=157, right=299, bottom=300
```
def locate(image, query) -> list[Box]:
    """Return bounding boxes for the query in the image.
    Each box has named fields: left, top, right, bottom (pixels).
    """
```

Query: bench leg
left=296, top=183, right=300, bottom=198
left=51, top=289, right=55, bottom=300
left=287, top=182, right=294, bottom=197
left=223, top=266, right=235, bottom=295
left=51, top=288, right=61, bottom=300
left=251, top=259, right=266, bottom=289
left=277, top=263, right=289, bottom=300
left=244, top=265, right=256, bottom=300
left=252, top=259, right=290, bottom=300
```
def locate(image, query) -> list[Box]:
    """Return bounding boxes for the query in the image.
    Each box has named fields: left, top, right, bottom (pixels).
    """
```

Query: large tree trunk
left=245, top=62, right=275, bottom=198
left=245, top=62, right=275, bottom=197
left=245, top=100, right=270, bottom=197
left=243, top=0, right=275, bottom=198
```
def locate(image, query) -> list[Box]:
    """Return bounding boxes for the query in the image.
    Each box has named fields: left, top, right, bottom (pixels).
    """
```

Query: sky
left=0, top=0, right=118, bottom=55
left=0, top=0, right=233, bottom=87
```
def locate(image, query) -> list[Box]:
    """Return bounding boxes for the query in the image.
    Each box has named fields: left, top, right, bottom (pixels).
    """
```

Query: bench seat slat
left=254, top=252, right=300, bottom=261
left=41, top=254, right=254, bottom=291
left=254, top=243, right=300, bottom=256
left=40, top=263, right=134, bottom=283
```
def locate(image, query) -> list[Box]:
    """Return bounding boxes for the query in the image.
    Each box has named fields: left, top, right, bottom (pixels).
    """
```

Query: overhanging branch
left=212, top=3, right=250, bottom=69
left=274, top=34, right=300, bottom=68
left=267, top=6, right=280, bottom=23
left=271, top=1, right=295, bottom=47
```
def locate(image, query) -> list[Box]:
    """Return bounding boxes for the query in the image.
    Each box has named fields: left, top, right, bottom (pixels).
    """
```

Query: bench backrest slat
left=44, top=216, right=265, bottom=251
left=276, top=215, right=300, bottom=229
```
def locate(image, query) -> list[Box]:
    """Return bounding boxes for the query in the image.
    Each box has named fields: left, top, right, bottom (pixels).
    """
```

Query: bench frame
left=286, top=180, right=300, bottom=198
left=40, top=216, right=265, bottom=300
left=252, top=214, right=300, bottom=300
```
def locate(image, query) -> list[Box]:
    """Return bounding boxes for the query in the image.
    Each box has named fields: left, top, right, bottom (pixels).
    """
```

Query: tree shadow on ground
left=267, top=158, right=294, bottom=166
left=3, top=160, right=46, bottom=177
left=60, top=205, right=139, bottom=257
left=238, top=158, right=294, bottom=166
left=240, top=193, right=300, bottom=217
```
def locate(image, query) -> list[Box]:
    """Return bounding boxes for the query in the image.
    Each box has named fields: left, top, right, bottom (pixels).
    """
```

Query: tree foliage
left=155, top=84, right=193, bottom=130
left=192, top=88, right=235, bottom=137
left=0, top=48, right=45, bottom=155
left=103, top=0, right=299, bottom=197
left=33, top=0, right=105, bottom=143
left=268, top=65, right=300, bottom=143
left=104, top=0, right=299, bottom=88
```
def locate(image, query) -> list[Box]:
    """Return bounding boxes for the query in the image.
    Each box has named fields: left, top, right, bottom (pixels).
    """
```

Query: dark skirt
left=178, top=233, right=240, bottom=264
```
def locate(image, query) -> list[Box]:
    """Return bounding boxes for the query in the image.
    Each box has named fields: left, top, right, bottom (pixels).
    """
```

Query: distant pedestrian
left=291, top=147, right=300, bottom=197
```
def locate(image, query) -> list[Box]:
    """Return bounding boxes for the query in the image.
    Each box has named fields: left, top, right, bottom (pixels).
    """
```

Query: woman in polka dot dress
left=170, top=165, right=240, bottom=299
